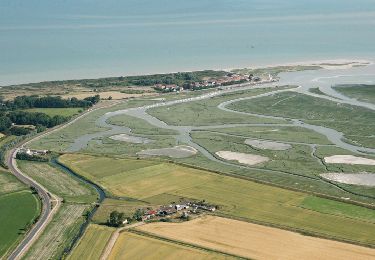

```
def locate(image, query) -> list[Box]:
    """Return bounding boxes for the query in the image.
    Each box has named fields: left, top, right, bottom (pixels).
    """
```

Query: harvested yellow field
left=108, top=231, right=233, bottom=260
left=68, top=224, right=114, bottom=260
left=137, top=216, right=375, bottom=260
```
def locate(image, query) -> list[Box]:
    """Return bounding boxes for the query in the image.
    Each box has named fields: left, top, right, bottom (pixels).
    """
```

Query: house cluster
left=153, top=73, right=274, bottom=92
left=18, top=148, right=49, bottom=156
left=154, top=84, right=183, bottom=92
left=141, top=200, right=217, bottom=221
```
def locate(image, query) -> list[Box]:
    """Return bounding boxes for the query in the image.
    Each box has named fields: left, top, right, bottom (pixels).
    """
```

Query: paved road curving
left=6, top=147, right=57, bottom=260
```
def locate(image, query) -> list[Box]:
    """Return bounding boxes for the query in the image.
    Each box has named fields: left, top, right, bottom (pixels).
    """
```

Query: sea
left=1, top=0, right=375, bottom=86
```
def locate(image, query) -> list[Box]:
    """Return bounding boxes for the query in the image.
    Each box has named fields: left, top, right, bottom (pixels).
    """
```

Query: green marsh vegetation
left=334, top=84, right=375, bottom=104
left=228, top=92, right=375, bottom=148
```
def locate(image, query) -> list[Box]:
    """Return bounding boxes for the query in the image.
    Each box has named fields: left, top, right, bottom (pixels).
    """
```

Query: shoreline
left=1, top=58, right=373, bottom=87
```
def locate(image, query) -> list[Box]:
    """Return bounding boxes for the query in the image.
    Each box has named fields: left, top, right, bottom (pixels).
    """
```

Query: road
left=6, top=147, right=59, bottom=260
left=6, top=101, right=120, bottom=260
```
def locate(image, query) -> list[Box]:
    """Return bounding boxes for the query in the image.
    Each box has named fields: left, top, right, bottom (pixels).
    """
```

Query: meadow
left=59, top=154, right=375, bottom=246
left=0, top=171, right=40, bottom=258
left=109, top=231, right=232, bottom=260
left=334, top=84, right=375, bottom=104
left=227, top=91, right=375, bottom=148
left=68, top=224, right=114, bottom=260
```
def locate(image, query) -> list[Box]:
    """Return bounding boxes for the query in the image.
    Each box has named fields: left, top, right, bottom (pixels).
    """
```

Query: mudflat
left=137, top=215, right=375, bottom=260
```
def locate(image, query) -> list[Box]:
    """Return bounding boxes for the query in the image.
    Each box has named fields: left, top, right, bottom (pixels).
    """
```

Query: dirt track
left=137, top=216, right=375, bottom=260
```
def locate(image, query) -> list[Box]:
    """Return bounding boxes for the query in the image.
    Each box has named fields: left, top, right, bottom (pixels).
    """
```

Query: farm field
left=68, top=224, right=114, bottom=260
left=16, top=160, right=97, bottom=203
left=59, top=154, right=375, bottom=246
left=0, top=191, right=40, bottom=258
left=334, top=84, right=375, bottom=104
left=137, top=215, right=375, bottom=260
left=147, top=87, right=288, bottom=126
left=227, top=91, right=375, bottom=148
left=22, top=107, right=83, bottom=117
left=109, top=231, right=233, bottom=260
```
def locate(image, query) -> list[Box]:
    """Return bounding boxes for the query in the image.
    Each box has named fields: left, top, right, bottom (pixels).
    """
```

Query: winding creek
left=68, top=63, right=375, bottom=157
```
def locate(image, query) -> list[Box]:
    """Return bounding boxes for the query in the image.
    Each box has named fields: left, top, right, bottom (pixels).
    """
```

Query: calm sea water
left=1, top=0, right=375, bottom=86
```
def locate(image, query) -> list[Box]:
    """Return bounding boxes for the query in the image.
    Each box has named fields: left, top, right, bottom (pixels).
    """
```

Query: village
left=153, top=73, right=275, bottom=92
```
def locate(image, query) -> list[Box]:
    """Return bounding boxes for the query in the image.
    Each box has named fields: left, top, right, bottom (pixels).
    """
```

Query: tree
left=108, top=211, right=125, bottom=227
left=0, top=116, right=12, bottom=131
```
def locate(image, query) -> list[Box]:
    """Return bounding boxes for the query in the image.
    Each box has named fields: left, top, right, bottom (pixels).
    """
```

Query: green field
left=334, top=84, right=375, bottom=104
left=59, top=154, right=375, bottom=246
left=0, top=191, right=40, bottom=257
left=68, top=224, right=114, bottom=260
left=109, top=231, right=233, bottom=260
left=23, top=107, right=83, bottom=117
left=227, top=91, right=375, bottom=148
left=148, top=87, right=289, bottom=126
left=0, top=171, right=26, bottom=195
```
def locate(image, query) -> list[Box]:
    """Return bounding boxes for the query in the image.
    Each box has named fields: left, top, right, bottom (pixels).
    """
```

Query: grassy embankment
left=59, top=154, right=375, bottom=247
left=227, top=91, right=375, bottom=148
left=334, top=84, right=375, bottom=104
left=17, top=161, right=98, bottom=260
left=0, top=171, right=40, bottom=258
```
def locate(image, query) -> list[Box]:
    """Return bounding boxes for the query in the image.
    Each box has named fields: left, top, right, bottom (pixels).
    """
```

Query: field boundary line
left=128, top=228, right=249, bottom=260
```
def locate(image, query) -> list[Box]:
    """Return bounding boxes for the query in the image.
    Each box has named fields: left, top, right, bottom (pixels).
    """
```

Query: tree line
left=0, top=94, right=100, bottom=135
left=1, top=95, right=100, bottom=110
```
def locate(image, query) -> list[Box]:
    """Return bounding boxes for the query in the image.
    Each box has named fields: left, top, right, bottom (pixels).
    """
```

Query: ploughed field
left=59, top=154, right=375, bottom=246
left=0, top=171, right=40, bottom=258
